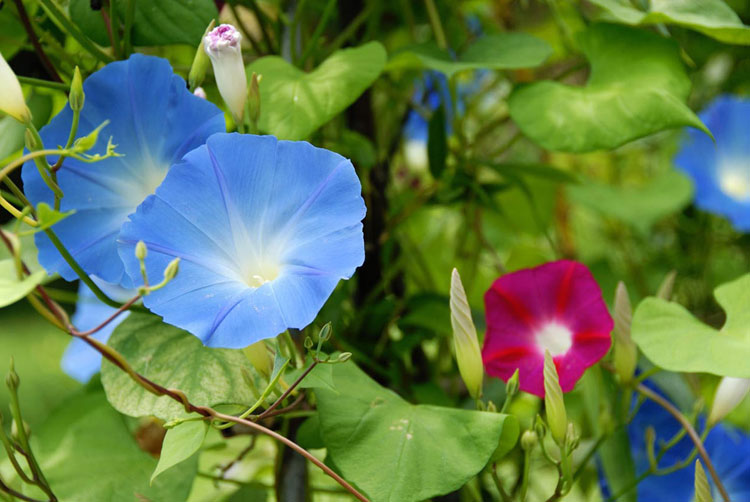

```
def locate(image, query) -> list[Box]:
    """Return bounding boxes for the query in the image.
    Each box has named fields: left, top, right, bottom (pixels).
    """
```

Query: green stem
left=109, top=0, right=122, bottom=58
left=123, top=0, right=136, bottom=56
left=16, top=76, right=69, bottom=92
left=42, top=229, right=121, bottom=308
left=325, top=3, right=372, bottom=55
left=297, top=0, right=336, bottom=66
left=37, top=0, right=114, bottom=64
left=290, top=0, right=308, bottom=63
left=423, top=0, right=447, bottom=49
left=491, top=465, right=512, bottom=502
left=519, top=448, right=532, bottom=502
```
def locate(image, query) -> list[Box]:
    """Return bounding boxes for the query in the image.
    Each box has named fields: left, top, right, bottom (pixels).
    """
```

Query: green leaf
left=427, top=105, right=447, bottom=179
left=508, top=23, right=710, bottom=153
left=0, top=259, right=46, bottom=308
left=286, top=358, right=336, bottom=392
left=152, top=419, right=208, bottom=484
left=101, top=313, right=260, bottom=420
left=566, top=170, right=693, bottom=232
left=20, top=385, right=196, bottom=501
left=247, top=42, right=387, bottom=140
left=632, top=274, right=750, bottom=377
left=314, top=361, right=519, bottom=502
left=486, top=162, right=581, bottom=184
left=24, top=202, right=74, bottom=234
left=0, top=7, right=27, bottom=59
left=590, top=0, right=750, bottom=45
left=69, top=0, right=218, bottom=46
left=387, top=33, right=552, bottom=77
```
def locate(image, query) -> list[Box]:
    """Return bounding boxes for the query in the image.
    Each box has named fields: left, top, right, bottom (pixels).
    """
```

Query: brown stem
left=255, top=360, right=317, bottom=421
left=259, top=393, right=305, bottom=420
left=11, top=0, right=63, bottom=83
left=636, top=384, right=730, bottom=502
left=0, top=476, right=47, bottom=502
left=69, top=294, right=141, bottom=336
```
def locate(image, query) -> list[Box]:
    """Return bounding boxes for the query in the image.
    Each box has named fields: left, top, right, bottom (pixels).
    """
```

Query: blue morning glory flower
left=599, top=387, right=750, bottom=501
left=22, top=54, right=225, bottom=285
left=117, top=133, right=366, bottom=348
left=674, top=95, right=750, bottom=231
left=63, top=279, right=135, bottom=382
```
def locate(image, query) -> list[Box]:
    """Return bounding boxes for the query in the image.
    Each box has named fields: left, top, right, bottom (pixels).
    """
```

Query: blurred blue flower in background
left=62, top=279, right=135, bottom=382
left=22, top=54, right=225, bottom=286
left=599, top=386, right=750, bottom=501
left=117, top=133, right=366, bottom=348
left=674, top=95, right=750, bottom=231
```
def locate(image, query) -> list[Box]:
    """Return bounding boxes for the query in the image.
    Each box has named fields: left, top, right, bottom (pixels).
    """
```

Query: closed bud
left=24, top=128, right=40, bottom=151
left=303, top=336, right=314, bottom=349
left=204, top=24, right=247, bottom=125
left=0, top=51, right=31, bottom=123
left=543, top=350, right=567, bottom=445
left=694, top=460, right=713, bottom=502
left=505, top=368, right=519, bottom=400
left=613, top=282, right=638, bottom=383
left=69, top=66, right=85, bottom=112
left=708, top=376, right=750, bottom=426
left=486, top=401, right=497, bottom=412
left=163, top=258, right=180, bottom=282
left=319, top=322, right=332, bottom=342
left=247, top=72, right=261, bottom=124
left=520, top=430, right=538, bottom=451
left=449, top=268, right=484, bottom=399
left=73, top=120, right=108, bottom=152
left=5, top=358, right=19, bottom=391
left=534, top=414, right=547, bottom=440
left=193, top=87, right=207, bottom=99
left=338, top=352, right=352, bottom=362
left=564, top=422, right=579, bottom=452
left=189, top=20, right=215, bottom=91
left=242, top=340, right=272, bottom=378
left=656, top=270, right=677, bottom=300
left=135, top=240, right=148, bottom=261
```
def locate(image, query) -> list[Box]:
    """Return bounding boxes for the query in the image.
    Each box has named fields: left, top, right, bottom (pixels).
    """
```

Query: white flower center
left=719, top=164, right=750, bottom=202
left=242, top=259, right=280, bottom=288
left=535, top=322, right=573, bottom=357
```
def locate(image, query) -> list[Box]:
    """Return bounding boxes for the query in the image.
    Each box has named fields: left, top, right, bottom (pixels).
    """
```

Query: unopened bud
left=135, top=240, right=147, bottom=261
left=163, top=258, right=180, bottom=282
left=6, top=358, right=19, bottom=391
left=520, top=430, right=538, bottom=451
left=613, top=282, right=637, bottom=383
left=694, top=460, right=712, bottom=502
left=247, top=72, right=261, bottom=124
left=0, top=51, right=31, bottom=123
left=656, top=270, right=677, bottom=300
left=204, top=24, right=247, bottom=125
left=708, top=376, right=750, bottom=426
left=338, top=352, right=352, bottom=362
left=543, top=350, right=567, bottom=445
left=534, top=414, right=547, bottom=440
left=450, top=268, right=483, bottom=399
left=24, top=128, right=40, bottom=151
left=486, top=401, right=497, bottom=413
left=303, top=336, right=314, bottom=349
left=74, top=120, right=109, bottom=152
left=564, top=422, right=579, bottom=452
left=69, top=66, right=85, bottom=112
left=319, top=322, right=332, bottom=342
left=193, top=87, right=207, bottom=99
left=189, top=20, right=215, bottom=91
left=505, top=368, right=519, bottom=400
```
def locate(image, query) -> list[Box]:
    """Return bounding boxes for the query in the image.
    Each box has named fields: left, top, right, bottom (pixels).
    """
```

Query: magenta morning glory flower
left=22, top=54, right=225, bottom=285
left=482, top=260, right=613, bottom=397
left=117, top=133, right=366, bottom=348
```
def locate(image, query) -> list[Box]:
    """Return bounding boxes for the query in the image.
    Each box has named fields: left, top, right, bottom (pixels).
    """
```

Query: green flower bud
left=449, top=268, right=484, bottom=399
left=135, top=240, right=148, bottom=261
left=73, top=120, right=109, bottom=152
left=303, top=336, right=314, bottom=350
left=247, top=72, right=261, bottom=124
left=70, top=66, right=85, bottom=112
left=534, top=414, right=547, bottom=440
left=656, top=270, right=677, bottom=300
left=338, top=352, right=352, bottom=362
left=319, top=322, right=332, bottom=342
left=543, top=350, right=567, bottom=446
left=520, top=430, right=538, bottom=451
left=505, top=368, right=520, bottom=400
left=24, top=128, right=40, bottom=151
left=613, top=281, right=637, bottom=383
left=564, top=422, right=579, bottom=452
left=694, top=460, right=712, bottom=502
left=5, top=358, right=19, bottom=391
left=188, top=20, right=215, bottom=91
left=163, top=257, right=180, bottom=282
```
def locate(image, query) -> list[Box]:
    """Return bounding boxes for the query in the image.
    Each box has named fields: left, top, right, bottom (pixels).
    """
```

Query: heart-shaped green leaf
left=590, top=0, right=750, bottom=45
left=69, top=0, right=218, bottom=46
left=566, top=169, right=693, bottom=232
left=101, top=313, right=261, bottom=420
left=387, top=33, right=552, bottom=77
left=247, top=42, right=386, bottom=140
left=632, top=274, right=750, bottom=377
left=0, top=259, right=46, bottom=308
left=17, top=386, right=197, bottom=501
left=508, top=23, right=710, bottom=153
left=152, top=419, right=208, bottom=484
left=314, top=361, right=519, bottom=502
